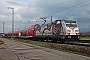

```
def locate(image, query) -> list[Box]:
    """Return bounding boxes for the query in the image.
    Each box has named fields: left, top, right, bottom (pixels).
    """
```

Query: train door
left=53, top=20, right=63, bottom=35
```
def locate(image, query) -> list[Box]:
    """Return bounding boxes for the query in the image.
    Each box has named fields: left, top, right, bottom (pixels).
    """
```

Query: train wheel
left=60, top=39, right=65, bottom=43
left=52, top=38, right=57, bottom=43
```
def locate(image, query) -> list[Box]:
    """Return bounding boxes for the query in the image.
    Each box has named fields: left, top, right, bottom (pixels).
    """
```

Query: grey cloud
left=0, top=0, right=90, bottom=33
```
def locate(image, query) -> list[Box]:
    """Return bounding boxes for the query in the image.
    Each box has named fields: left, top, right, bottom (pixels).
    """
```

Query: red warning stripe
left=71, top=28, right=74, bottom=32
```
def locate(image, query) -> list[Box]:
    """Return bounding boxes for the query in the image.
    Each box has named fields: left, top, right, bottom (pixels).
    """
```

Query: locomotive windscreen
left=63, top=20, right=77, bottom=27
left=64, top=20, right=76, bottom=23
left=66, top=23, right=77, bottom=27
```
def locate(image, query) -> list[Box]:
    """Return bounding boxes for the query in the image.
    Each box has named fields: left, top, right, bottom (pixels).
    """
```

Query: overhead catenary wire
left=4, top=0, right=90, bottom=21
left=45, top=0, right=90, bottom=18
left=17, top=0, right=88, bottom=21
left=28, top=0, right=90, bottom=24
left=4, top=0, right=90, bottom=32
left=6, top=0, right=90, bottom=22
left=42, top=0, right=67, bottom=14
left=56, top=9, right=90, bottom=19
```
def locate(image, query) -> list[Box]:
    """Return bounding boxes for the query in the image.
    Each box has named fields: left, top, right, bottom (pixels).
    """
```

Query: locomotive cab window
left=66, top=23, right=77, bottom=27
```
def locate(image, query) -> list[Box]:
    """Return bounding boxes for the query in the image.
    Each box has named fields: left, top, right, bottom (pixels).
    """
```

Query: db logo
left=53, top=25, right=59, bottom=35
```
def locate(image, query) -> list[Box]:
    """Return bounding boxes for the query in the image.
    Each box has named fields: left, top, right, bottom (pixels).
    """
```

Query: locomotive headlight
left=67, top=30, right=71, bottom=32
left=75, top=30, right=78, bottom=32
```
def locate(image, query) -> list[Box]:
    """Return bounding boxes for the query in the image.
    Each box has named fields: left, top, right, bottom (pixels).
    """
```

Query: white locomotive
left=34, top=20, right=80, bottom=42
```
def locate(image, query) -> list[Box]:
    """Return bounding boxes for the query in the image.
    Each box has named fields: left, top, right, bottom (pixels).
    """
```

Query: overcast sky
left=0, top=0, right=90, bottom=33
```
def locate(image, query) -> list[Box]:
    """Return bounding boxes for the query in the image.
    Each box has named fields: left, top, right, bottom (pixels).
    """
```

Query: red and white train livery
left=34, top=20, right=80, bottom=42
left=4, top=20, right=80, bottom=42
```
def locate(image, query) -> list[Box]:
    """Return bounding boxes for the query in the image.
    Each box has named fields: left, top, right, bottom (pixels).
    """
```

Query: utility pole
left=51, top=16, right=52, bottom=23
left=7, top=7, right=14, bottom=37
left=3, top=22, right=5, bottom=33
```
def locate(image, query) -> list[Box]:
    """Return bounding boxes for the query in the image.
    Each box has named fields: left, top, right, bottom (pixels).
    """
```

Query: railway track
left=61, top=40, right=90, bottom=47
left=42, top=39, right=90, bottom=47
left=7, top=38, right=90, bottom=47
left=65, top=42, right=90, bottom=47
left=77, top=40, right=90, bottom=43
